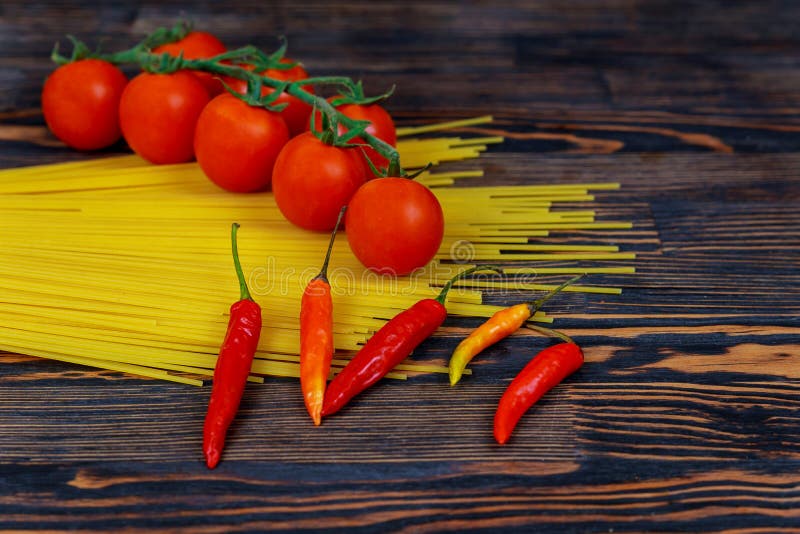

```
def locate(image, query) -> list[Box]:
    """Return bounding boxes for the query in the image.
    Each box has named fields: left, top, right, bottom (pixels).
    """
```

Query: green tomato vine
left=51, top=21, right=402, bottom=173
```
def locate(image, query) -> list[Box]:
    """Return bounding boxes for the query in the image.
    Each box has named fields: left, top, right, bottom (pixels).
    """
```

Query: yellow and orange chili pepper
left=448, top=274, right=583, bottom=386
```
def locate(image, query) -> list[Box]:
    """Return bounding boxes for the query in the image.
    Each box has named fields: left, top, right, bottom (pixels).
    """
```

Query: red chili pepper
left=203, top=223, right=261, bottom=469
left=300, top=207, right=345, bottom=426
left=448, top=274, right=583, bottom=386
left=494, top=335, right=583, bottom=445
left=322, top=265, right=501, bottom=417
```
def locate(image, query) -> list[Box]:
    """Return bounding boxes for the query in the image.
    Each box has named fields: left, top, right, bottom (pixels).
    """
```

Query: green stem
left=133, top=47, right=400, bottom=166
left=103, top=48, right=143, bottom=65
left=387, top=157, right=403, bottom=177
left=102, top=21, right=192, bottom=65
left=524, top=324, right=574, bottom=344
left=299, top=76, right=355, bottom=88
left=315, top=206, right=346, bottom=282
left=436, top=265, right=504, bottom=305
left=525, top=274, right=585, bottom=314
left=230, top=223, right=252, bottom=301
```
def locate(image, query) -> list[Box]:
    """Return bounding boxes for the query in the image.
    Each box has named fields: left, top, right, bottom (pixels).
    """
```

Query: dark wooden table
left=2, top=1, right=799, bottom=531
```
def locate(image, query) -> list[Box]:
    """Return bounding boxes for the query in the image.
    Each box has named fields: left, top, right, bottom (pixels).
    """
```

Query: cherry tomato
left=119, top=71, right=210, bottom=164
left=272, top=132, right=367, bottom=231
left=223, top=58, right=314, bottom=137
left=194, top=93, right=289, bottom=193
left=345, top=178, right=444, bottom=275
left=153, top=31, right=227, bottom=96
left=41, top=59, right=128, bottom=151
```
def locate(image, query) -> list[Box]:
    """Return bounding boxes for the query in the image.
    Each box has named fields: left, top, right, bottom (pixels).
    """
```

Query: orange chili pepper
left=448, top=274, right=583, bottom=386
left=300, top=206, right=345, bottom=425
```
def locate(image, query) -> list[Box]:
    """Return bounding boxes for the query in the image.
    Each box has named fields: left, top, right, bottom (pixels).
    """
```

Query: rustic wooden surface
left=2, top=1, right=799, bottom=531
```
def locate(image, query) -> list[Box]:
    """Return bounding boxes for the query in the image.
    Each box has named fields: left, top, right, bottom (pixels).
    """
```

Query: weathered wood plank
left=1, top=0, right=799, bottom=531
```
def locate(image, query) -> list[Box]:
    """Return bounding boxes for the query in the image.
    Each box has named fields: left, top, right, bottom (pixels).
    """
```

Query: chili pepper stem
left=525, top=274, right=585, bottom=315
left=230, top=223, right=252, bottom=301
left=314, top=206, right=346, bottom=282
left=436, top=265, right=503, bottom=305
left=524, top=324, right=574, bottom=344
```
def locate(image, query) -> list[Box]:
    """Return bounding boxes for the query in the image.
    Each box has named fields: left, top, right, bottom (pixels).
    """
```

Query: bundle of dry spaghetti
left=0, top=116, right=634, bottom=385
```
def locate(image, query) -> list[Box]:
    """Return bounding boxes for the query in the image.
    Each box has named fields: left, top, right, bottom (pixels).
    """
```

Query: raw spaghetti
left=0, top=117, right=634, bottom=385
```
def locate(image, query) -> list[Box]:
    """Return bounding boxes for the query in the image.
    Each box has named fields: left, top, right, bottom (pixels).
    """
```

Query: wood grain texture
left=1, top=0, right=799, bottom=531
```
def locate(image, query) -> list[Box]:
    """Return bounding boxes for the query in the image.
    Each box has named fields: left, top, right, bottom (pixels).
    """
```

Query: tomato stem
left=330, top=81, right=396, bottom=106
left=387, top=157, right=402, bottom=177
left=403, top=163, right=433, bottom=180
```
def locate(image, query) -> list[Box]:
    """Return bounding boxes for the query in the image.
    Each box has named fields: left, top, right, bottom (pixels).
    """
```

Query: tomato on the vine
left=272, top=132, right=367, bottom=231
left=41, top=59, right=128, bottom=151
left=194, top=93, right=289, bottom=193
left=223, top=58, right=314, bottom=137
left=119, top=71, right=210, bottom=164
left=153, top=31, right=227, bottom=96
left=345, top=177, right=444, bottom=275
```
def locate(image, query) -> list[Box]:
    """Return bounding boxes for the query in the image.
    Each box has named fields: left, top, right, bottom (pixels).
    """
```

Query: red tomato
left=223, top=58, right=314, bottom=137
left=194, top=93, right=289, bottom=193
left=272, top=132, right=367, bottom=231
left=119, top=71, right=210, bottom=164
left=153, top=31, right=227, bottom=96
left=41, top=59, right=128, bottom=151
left=345, top=178, right=444, bottom=275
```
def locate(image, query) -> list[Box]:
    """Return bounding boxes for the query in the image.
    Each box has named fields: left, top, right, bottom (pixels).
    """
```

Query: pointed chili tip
left=205, top=448, right=221, bottom=469
left=307, top=398, right=323, bottom=426
left=494, top=430, right=509, bottom=445
left=320, top=401, right=336, bottom=418
left=448, top=368, right=461, bottom=387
